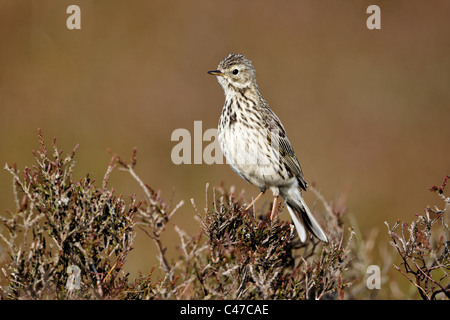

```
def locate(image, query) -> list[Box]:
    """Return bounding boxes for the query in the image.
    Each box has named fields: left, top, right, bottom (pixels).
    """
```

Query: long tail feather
left=284, top=188, right=328, bottom=243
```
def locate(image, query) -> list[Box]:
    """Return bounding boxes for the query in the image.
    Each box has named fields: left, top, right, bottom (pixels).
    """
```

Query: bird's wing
left=264, top=109, right=308, bottom=191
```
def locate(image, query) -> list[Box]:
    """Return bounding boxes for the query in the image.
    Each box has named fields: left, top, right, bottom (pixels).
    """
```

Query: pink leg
left=244, top=190, right=265, bottom=211
left=270, top=196, right=278, bottom=221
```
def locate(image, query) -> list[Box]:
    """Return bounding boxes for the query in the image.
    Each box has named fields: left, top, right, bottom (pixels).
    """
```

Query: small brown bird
left=208, top=53, right=328, bottom=243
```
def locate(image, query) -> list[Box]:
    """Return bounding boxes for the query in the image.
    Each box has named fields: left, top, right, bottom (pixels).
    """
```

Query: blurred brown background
left=1, top=1, right=449, bottom=297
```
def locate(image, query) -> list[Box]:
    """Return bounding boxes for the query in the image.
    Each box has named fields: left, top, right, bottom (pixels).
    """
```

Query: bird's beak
left=207, top=70, right=226, bottom=76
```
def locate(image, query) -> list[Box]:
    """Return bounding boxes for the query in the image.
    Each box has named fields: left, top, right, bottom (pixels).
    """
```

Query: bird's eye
left=232, top=69, right=239, bottom=75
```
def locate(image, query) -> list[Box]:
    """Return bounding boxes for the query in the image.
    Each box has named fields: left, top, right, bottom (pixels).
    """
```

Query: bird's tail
left=284, top=187, right=328, bottom=243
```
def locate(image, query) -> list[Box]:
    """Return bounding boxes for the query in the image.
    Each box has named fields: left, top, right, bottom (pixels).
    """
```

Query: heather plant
left=386, top=175, right=450, bottom=300
left=0, top=129, right=137, bottom=299
left=188, top=184, right=355, bottom=300
left=5, top=130, right=447, bottom=300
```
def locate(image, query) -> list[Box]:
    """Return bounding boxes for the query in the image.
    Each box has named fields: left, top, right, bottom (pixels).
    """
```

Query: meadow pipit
left=208, top=53, right=328, bottom=243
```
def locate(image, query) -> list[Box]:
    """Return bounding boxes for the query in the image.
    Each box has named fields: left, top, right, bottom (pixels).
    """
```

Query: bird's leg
left=270, top=196, right=279, bottom=221
left=244, top=190, right=265, bottom=211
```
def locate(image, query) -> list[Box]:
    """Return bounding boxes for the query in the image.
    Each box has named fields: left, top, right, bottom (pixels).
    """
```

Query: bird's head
left=208, top=53, right=257, bottom=92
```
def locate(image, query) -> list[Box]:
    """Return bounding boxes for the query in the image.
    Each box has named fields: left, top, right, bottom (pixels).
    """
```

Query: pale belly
left=218, top=123, right=293, bottom=192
